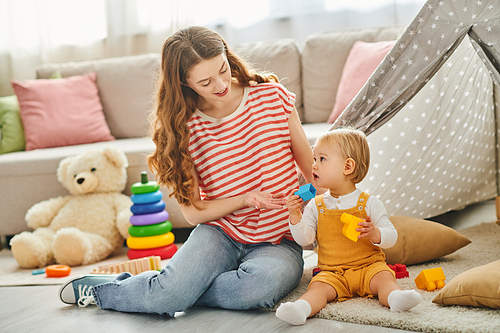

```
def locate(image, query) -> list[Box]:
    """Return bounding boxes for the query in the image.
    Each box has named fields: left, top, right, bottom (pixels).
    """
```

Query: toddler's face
left=312, top=141, right=347, bottom=189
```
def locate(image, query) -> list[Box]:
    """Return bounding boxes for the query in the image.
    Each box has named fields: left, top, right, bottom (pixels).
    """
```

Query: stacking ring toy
left=128, top=221, right=172, bottom=237
left=130, top=210, right=169, bottom=226
left=131, top=172, right=160, bottom=194
left=127, top=243, right=178, bottom=260
left=131, top=191, right=163, bottom=204
left=127, top=232, right=175, bottom=249
left=131, top=201, right=166, bottom=215
left=45, top=265, right=71, bottom=277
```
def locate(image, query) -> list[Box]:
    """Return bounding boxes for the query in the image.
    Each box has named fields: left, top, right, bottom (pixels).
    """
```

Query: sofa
left=0, top=25, right=406, bottom=238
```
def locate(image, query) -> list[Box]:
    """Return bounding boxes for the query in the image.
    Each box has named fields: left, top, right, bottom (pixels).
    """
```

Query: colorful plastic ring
left=45, top=265, right=71, bottom=277
left=130, top=211, right=169, bottom=226
left=131, top=201, right=166, bottom=215
left=127, top=243, right=178, bottom=260
left=126, top=232, right=175, bottom=250
left=131, top=191, right=163, bottom=204
left=128, top=221, right=172, bottom=237
left=131, top=181, right=160, bottom=194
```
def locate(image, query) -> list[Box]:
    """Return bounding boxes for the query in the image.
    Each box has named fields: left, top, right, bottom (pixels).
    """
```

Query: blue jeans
left=92, top=224, right=304, bottom=315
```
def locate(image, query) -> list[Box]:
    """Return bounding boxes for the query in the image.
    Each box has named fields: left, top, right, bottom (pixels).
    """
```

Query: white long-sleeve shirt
left=289, top=188, right=397, bottom=249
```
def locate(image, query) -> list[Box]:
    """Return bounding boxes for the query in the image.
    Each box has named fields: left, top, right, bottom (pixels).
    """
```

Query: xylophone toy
left=126, top=172, right=177, bottom=260
left=90, top=256, right=162, bottom=275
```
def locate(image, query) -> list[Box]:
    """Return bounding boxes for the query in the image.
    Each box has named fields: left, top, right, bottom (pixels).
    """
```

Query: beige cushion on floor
left=382, top=216, right=471, bottom=265
left=433, top=259, right=500, bottom=308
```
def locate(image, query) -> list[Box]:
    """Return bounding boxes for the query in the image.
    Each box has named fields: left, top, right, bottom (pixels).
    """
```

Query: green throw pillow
left=0, top=95, right=25, bottom=154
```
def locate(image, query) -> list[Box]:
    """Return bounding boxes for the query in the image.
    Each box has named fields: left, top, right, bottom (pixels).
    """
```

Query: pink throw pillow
left=328, top=40, right=395, bottom=123
left=12, top=73, right=114, bottom=150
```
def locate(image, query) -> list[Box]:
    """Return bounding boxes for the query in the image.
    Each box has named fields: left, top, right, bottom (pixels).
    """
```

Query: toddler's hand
left=286, top=191, right=303, bottom=225
left=356, top=216, right=381, bottom=244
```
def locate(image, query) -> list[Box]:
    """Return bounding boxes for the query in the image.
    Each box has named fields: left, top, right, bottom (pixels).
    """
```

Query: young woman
left=59, top=26, right=314, bottom=316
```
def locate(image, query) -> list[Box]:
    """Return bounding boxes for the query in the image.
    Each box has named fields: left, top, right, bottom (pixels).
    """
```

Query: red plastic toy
left=388, top=263, right=409, bottom=279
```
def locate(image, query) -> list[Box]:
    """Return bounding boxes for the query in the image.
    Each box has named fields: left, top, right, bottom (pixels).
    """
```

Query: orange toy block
left=340, top=213, right=363, bottom=242
left=414, top=267, right=446, bottom=291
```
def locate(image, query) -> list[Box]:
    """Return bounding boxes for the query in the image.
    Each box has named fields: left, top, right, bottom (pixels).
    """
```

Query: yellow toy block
left=340, top=213, right=363, bottom=242
left=414, top=267, right=446, bottom=291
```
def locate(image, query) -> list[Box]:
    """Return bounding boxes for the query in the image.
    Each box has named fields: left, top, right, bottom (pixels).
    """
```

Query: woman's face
left=186, top=53, right=232, bottom=104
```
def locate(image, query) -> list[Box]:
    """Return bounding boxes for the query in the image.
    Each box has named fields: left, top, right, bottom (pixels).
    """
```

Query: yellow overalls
left=310, top=192, right=394, bottom=301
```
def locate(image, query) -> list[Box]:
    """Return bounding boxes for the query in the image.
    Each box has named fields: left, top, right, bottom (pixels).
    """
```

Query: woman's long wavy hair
left=147, top=26, right=279, bottom=208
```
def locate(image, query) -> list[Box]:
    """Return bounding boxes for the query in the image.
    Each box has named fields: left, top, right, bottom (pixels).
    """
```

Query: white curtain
left=0, top=0, right=194, bottom=96
left=0, top=0, right=425, bottom=97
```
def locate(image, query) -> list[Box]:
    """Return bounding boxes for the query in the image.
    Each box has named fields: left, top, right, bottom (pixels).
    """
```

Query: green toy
left=131, top=171, right=160, bottom=194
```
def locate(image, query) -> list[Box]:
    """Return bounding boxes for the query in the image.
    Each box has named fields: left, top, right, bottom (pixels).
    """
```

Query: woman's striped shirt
left=187, top=83, right=299, bottom=244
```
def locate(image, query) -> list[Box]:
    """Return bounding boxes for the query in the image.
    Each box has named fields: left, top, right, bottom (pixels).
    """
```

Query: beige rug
left=272, top=222, right=500, bottom=333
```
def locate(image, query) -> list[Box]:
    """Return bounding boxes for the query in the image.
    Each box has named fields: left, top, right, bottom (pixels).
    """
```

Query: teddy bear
left=10, top=146, right=132, bottom=268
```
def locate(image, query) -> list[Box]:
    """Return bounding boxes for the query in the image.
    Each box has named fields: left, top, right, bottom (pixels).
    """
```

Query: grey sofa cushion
left=302, top=26, right=405, bottom=123
left=233, top=39, right=303, bottom=120
left=37, top=54, right=160, bottom=139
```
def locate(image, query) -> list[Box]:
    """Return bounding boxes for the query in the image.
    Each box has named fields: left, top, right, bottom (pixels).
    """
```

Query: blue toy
left=131, top=191, right=163, bottom=204
left=130, top=201, right=166, bottom=215
left=294, top=183, right=316, bottom=201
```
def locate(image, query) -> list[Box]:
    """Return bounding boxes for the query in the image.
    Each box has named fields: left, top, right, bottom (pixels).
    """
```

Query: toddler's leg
left=387, top=290, right=422, bottom=312
left=370, top=270, right=421, bottom=312
left=276, top=281, right=337, bottom=325
left=276, top=300, right=311, bottom=326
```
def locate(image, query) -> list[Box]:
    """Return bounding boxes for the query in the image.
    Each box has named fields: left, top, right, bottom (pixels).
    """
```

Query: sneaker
left=59, top=274, right=119, bottom=307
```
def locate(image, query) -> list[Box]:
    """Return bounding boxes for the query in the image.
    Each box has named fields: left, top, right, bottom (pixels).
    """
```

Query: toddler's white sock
left=275, top=299, right=312, bottom=325
left=387, top=289, right=422, bottom=312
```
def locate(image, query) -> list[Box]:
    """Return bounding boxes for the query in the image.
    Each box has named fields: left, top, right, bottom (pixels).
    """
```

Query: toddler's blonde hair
left=315, top=128, right=370, bottom=183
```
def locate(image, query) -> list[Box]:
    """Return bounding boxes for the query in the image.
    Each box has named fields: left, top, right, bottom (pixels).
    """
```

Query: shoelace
left=77, top=284, right=96, bottom=308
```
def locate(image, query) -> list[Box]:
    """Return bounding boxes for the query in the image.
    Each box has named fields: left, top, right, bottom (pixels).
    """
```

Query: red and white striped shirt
left=188, top=83, right=299, bottom=244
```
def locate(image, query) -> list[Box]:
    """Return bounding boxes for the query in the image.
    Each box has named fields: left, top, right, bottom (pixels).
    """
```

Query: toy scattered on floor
left=388, top=263, right=409, bottom=279
left=340, top=213, right=363, bottom=242
left=127, top=172, right=177, bottom=260
left=9, top=147, right=132, bottom=268
left=294, top=183, right=316, bottom=201
left=32, top=264, right=71, bottom=277
left=90, top=256, right=162, bottom=275
left=414, top=267, right=446, bottom=291
left=312, top=267, right=321, bottom=277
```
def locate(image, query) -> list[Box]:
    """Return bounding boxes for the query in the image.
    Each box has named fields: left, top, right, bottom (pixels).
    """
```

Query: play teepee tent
left=333, top=0, right=500, bottom=221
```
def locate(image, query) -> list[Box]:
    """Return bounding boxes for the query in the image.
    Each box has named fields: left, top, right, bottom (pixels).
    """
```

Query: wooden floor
left=1, top=199, right=495, bottom=333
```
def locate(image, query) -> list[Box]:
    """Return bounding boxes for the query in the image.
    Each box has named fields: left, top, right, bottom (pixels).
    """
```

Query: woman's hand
left=286, top=191, right=303, bottom=225
left=356, top=216, right=381, bottom=244
left=244, top=192, right=287, bottom=210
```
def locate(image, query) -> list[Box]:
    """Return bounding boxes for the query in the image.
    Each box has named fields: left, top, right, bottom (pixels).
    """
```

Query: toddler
left=276, top=128, right=421, bottom=325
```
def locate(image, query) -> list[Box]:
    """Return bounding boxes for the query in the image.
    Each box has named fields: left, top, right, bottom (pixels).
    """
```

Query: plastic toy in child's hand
left=294, top=183, right=316, bottom=201
left=32, top=264, right=71, bottom=277
left=340, top=213, right=363, bottom=242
